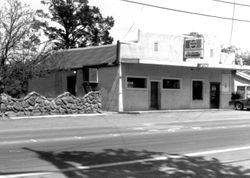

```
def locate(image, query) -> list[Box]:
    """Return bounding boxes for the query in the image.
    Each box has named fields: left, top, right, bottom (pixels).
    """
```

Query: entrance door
left=67, top=76, right=76, bottom=95
left=150, top=81, right=160, bottom=109
left=210, top=83, right=220, bottom=108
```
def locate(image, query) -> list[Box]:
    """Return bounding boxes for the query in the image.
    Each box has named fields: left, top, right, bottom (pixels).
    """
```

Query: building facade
left=29, top=31, right=250, bottom=111
left=234, top=71, right=250, bottom=99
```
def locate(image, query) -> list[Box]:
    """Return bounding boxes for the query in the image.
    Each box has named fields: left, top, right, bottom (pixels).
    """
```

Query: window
left=127, top=77, right=147, bottom=88
left=83, top=68, right=98, bottom=83
left=247, top=86, right=250, bottom=98
left=154, top=42, right=158, bottom=52
left=163, top=79, right=180, bottom=89
left=89, top=68, right=98, bottom=83
left=237, top=86, right=245, bottom=99
left=192, top=80, right=203, bottom=100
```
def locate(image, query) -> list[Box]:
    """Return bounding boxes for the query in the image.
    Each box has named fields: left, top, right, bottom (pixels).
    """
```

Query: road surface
left=1, top=110, right=250, bottom=177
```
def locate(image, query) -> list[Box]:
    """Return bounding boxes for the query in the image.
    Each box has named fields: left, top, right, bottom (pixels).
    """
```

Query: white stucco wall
left=122, top=63, right=233, bottom=111
left=120, top=31, right=235, bottom=66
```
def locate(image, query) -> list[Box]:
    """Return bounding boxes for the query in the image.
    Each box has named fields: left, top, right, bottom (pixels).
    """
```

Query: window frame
left=126, top=76, right=148, bottom=90
left=82, top=67, right=98, bottom=83
left=192, top=79, right=204, bottom=101
left=162, top=77, right=182, bottom=90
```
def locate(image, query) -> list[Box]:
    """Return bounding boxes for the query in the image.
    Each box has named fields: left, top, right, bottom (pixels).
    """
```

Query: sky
left=17, top=0, right=250, bottom=51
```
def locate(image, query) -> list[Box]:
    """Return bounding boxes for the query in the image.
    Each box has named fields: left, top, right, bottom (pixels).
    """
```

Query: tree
left=221, top=45, right=250, bottom=66
left=221, top=45, right=239, bottom=54
left=239, top=51, right=250, bottom=66
left=0, top=0, right=51, bottom=97
left=37, top=0, right=114, bottom=49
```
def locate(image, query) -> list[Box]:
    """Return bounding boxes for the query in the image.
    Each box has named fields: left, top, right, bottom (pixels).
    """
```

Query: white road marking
left=217, top=126, right=225, bottom=129
left=148, top=129, right=160, bottom=132
left=29, top=139, right=38, bottom=143
left=0, top=172, right=51, bottom=178
left=8, top=150, right=21, bottom=153
left=142, top=123, right=154, bottom=126
left=167, top=128, right=181, bottom=132
left=191, top=127, right=201, bottom=130
left=73, top=136, right=83, bottom=139
left=132, top=127, right=146, bottom=130
left=186, top=145, right=250, bottom=157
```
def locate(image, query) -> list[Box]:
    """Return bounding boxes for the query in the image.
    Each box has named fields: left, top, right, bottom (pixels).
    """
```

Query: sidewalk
left=0, top=109, right=248, bottom=133
left=2, top=108, right=232, bottom=120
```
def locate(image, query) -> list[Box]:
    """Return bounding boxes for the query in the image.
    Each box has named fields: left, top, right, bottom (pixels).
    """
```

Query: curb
left=1, top=112, right=116, bottom=120
left=119, top=109, right=233, bottom=114
left=1, top=109, right=234, bottom=120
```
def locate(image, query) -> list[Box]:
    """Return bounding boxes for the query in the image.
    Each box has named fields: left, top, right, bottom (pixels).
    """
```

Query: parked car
left=229, top=98, right=250, bottom=110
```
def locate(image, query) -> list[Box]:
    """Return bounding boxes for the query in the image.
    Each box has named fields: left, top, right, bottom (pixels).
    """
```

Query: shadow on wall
left=3, top=147, right=249, bottom=178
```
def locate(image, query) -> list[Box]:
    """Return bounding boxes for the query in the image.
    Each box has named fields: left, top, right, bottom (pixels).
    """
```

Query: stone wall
left=0, top=91, right=101, bottom=116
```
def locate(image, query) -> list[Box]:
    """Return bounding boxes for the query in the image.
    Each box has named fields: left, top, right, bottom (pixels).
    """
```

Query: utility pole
left=117, top=41, right=124, bottom=112
left=229, top=0, right=236, bottom=46
left=0, top=76, right=4, bottom=119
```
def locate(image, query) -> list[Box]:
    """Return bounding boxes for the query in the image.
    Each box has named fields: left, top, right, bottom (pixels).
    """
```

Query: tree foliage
left=221, top=45, right=250, bottom=66
left=187, top=32, right=204, bottom=38
left=221, top=45, right=239, bottom=54
left=0, top=0, right=33, bottom=69
left=240, top=51, right=250, bottom=66
left=0, top=0, right=51, bottom=97
left=37, top=0, right=115, bottom=49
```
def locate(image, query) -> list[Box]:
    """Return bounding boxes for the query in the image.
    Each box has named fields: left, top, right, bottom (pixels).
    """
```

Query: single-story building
left=29, top=31, right=250, bottom=111
left=234, top=71, right=250, bottom=99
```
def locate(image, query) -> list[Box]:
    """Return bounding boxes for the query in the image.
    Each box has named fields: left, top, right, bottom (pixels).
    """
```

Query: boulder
left=55, top=98, right=63, bottom=105
left=13, top=102, right=23, bottom=111
left=36, top=97, right=45, bottom=104
left=0, top=91, right=102, bottom=116
left=27, top=97, right=36, bottom=106
left=0, top=104, right=7, bottom=112
left=22, top=101, right=30, bottom=108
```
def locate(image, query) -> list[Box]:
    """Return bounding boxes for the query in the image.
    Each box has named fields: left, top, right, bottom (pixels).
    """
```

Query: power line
left=229, top=0, right=236, bottom=46
left=122, top=4, right=144, bottom=40
left=211, top=0, right=250, bottom=8
left=121, top=0, right=250, bottom=23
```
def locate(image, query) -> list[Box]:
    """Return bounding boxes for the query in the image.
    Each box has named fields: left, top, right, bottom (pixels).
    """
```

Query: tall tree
left=37, top=0, right=115, bottom=49
left=0, top=0, right=51, bottom=97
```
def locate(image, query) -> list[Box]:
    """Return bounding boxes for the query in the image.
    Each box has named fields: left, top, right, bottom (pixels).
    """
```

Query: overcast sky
left=18, top=0, right=250, bottom=51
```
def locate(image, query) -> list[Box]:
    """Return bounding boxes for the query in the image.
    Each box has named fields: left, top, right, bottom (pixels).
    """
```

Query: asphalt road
left=1, top=110, right=250, bottom=178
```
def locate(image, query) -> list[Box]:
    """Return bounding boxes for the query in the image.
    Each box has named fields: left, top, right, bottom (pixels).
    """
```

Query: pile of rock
left=0, top=91, right=101, bottom=116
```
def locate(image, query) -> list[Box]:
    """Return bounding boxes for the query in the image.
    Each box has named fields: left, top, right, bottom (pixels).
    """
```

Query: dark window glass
left=237, top=86, right=245, bottom=99
left=193, top=81, right=203, bottom=100
left=163, top=79, right=180, bottom=89
left=83, top=68, right=98, bottom=82
left=82, top=68, right=89, bottom=82
left=127, top=77, right=147, bottom=88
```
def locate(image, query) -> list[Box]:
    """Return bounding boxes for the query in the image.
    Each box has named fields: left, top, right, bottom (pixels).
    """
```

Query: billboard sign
left=184, top=38, right=204, bottom=60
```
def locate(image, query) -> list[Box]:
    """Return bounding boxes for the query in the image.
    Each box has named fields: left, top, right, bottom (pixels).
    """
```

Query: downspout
left=117, top=41, right=124, bottom=112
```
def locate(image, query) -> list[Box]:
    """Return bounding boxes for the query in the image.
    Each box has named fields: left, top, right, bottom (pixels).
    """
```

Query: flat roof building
left=29, top=31, right=250, bottom=111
